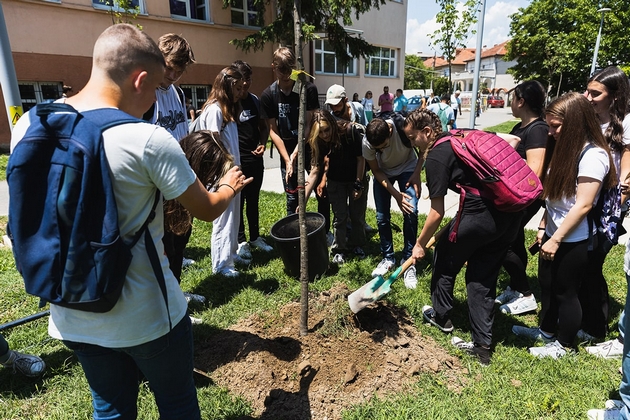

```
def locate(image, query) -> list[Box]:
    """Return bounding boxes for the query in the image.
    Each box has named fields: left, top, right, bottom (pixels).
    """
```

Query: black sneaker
left=422, top=305, right=454, bottom=333
left=451, top=336, right=491, bottom=366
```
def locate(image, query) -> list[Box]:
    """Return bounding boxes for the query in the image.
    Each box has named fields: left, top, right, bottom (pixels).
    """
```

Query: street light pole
left=590, top=7, right=611, bottom=77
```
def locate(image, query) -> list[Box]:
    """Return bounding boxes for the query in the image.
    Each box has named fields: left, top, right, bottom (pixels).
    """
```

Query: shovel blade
left=347, top=265, right=404, bottom=313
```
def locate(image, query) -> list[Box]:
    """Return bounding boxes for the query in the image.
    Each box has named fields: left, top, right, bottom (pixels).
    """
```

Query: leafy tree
left=506, top=0, right=630, bottom=95
left=433, top=77, right=450, bottom=97
left=404, top=55, right=431, bottom=89
left=223, top=0, right=387, bottom=65
left=430, top=0, right=479, bottom=93
left=99, top=0, right=142, bottom=27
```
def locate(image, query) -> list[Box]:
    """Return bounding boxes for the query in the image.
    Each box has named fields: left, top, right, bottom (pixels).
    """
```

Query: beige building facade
left=0, top=0, right=407, bottom=146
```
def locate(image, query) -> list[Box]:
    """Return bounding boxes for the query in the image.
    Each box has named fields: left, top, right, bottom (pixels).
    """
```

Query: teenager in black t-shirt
left=403, top=109, right=523, bottom=365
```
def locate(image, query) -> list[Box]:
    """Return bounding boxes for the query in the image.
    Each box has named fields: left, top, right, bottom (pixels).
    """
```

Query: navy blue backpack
left=7, top=103, right=164, bottom=313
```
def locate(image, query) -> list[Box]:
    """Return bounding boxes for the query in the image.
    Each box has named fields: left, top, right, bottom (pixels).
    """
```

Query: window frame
left=92, top=0, right=146, bottom=14
left=180, top=84, right=210, bottom=113
left=230, top=0, right=262, bottom=27
left=313, top=39, right=357, bottom=76
left=365, top=47, right=398, bottom=78
left=18, top=82, right=62, bottom=112
left=170, top=0, right=210, bottom=22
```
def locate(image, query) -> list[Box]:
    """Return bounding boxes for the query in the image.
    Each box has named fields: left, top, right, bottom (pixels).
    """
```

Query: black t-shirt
left=237, top=92, right=263, bottom=166
left=425, top=138, right=487, bottom=212
left=260, top=80, right=320, bottom=155
left=323, top=123, right=364, bottom=182
left=511, top=118, right=548, bottom=160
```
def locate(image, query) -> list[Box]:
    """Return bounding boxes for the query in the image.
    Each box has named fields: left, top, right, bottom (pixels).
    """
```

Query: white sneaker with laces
left=1, top=350, right=46, bottom=377
left=237, top=242, right=252, bottom=259
left=528, top=340, right=568, bottom=359
left=332, top=253, right=345, bottom=265
left=182, top=257, right=195, bottom=268
left=495, top=286, right=522, bottom=304
left=250, top=237, right=273, bottom=252
left=218, top=268, right=240, bottom=277
left=500, top=295, right=537, bottom=315
left=451, top=336, right=474, bottom=351
left=586, top=338, right=624, bottom=359
left=189, top=316, right=203, bottom=325
left=587, top=407, right=621, bottom=420
left=403, top=264, right=417, bottom=289
left=371, top=258, right=395, bottom=278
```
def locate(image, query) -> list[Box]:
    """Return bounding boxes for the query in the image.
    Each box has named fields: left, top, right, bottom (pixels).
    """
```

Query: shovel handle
left=425, top=224, right=449, bottom=250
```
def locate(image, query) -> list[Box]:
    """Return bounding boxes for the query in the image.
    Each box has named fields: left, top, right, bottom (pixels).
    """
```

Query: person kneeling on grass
left=403, top=109, right=523, bottom=365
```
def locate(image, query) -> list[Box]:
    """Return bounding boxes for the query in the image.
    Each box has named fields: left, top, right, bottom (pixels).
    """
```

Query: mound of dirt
left=195, top=284, right=468, bottom=419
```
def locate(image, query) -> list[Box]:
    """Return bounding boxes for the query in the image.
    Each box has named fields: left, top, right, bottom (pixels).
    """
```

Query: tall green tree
left=430, top=0, right=479, bottom=93
left=223, top=0, right=386, bottom=65
left=506, top=0, right=630, bottom=95
left=404, top=55, right=431, bottom=89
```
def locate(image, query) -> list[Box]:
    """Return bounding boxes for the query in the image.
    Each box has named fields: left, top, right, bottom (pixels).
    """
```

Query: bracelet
left=218, top=183, right=236, bottom=197
left=538, top=227, right=546, bottom=231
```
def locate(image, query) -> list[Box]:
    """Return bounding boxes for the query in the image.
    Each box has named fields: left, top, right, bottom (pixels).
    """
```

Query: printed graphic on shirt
left=240, top=109, right=256, bottom=123
left=157, top=109, right=186, bottom=132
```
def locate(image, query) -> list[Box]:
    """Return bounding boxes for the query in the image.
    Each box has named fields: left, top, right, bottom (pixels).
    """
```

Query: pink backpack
left=433, top=129, right=543, bottom=242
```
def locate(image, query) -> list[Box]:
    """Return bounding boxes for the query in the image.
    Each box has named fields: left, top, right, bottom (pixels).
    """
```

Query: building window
left=365, top=47, right=397, bottom=77
left=19, top=82, right=62, bottom=112
left=170, top=0, right=208, bottom=21
left=230, top=0, right=262, bottom=27
left=314, top=39, right=357, bottom=76
left=92, top=0, right=145, bottom=14
left=180, top=85, right=210, bottom=113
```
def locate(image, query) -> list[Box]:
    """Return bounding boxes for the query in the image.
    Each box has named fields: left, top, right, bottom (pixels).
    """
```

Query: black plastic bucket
left=270, top=212, right=328, bottom=281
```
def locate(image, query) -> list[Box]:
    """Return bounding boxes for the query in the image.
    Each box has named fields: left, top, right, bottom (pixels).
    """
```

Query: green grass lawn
left=0, top=189, right=626, bottom=419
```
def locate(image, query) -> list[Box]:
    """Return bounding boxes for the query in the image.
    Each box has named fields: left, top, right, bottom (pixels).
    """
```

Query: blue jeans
left=620, top=274, right=630, bottom=419
left=63, top=316, right=200, bottom=420
left=372, top=171, right=418, bottom=260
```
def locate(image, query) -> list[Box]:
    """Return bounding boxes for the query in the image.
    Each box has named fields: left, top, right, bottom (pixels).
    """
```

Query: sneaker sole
left=423, top=312, right=454, bottom=333
left=500, top=304, right=537, bottom=315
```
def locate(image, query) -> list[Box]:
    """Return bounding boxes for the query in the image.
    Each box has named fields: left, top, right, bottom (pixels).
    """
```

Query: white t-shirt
left=11, top=109, right=196, bottom=348
left=545, top=144, right=609, bottom=243
left=362, top=119, right=418, bottom=178
left=152, top=85, right=189, bottom=141
left=362, top=98, right=373, bottom=112
left=199, top=103, right=241, bottom=166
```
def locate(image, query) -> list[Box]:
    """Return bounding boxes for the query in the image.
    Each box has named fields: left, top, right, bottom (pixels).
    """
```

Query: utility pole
left=0, top=2, right=22, bottom=131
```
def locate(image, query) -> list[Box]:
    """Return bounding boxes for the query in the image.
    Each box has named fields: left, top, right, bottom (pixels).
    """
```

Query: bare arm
left=405, top=155, right=424, bottom=197
left=525, top=147, right=546, bottom=178
left=176, top=166, right=252, bottom=222
left=251, top=118, right=269, bottom=157
left=541, top=176, right=601, bottom=260
left=620, top=146, right=630, bottom=204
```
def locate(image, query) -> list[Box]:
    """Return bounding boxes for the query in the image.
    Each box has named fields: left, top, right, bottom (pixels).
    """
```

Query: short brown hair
left=158, top=33, right=195, bottom=69
left=272, top=47, right=296, bottom=74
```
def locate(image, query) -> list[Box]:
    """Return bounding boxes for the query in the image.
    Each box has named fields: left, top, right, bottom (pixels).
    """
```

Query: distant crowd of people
left=6, top=23, right=630, bottom=420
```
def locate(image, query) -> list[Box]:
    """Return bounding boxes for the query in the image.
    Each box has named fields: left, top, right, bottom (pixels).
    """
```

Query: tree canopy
left=223, top=0, right=386, bottom=64
left=404, top=55, right=431, bottom=90
left=506, top=0, right=630, bottom=95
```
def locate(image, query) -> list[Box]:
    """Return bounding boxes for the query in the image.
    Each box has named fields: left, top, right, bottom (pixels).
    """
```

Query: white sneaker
left=371, top=258, right=395, bottom=278
left=250, top=237, right=273, bottom=252
left=403, top=264, right=417, bottom=289
left=451, top=336, right=474, bottom=351
left=495, top=286, right=522, bottom=304
left=234, top=254, right=251, bottom=266
left=586, top=338, right=624, bottom=359
left=587, top=407, right=621, bottom=420
left=332, top=253, right=345, bottom=265
left=182, top=257, right=195, bottom=268
left=605, top=400, right=624, bottom=410
left=1, top=350, right=46, bottom=377
left=500, top=295, right=537, bottom=315
left=237, top=242, right=252, bottom=259
left=189, top=316, right=203, bottom=325
left=528, top=340, right=568, bottom=359
left=218, top=268, right=240, bottom=277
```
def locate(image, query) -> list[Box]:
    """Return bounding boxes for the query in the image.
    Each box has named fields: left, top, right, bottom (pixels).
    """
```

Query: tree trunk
left=293, top=0, right=309, bottom=337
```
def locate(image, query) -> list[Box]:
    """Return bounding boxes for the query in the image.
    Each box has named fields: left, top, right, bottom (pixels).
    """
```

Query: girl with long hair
left=304, top=109, right=367, bottom=264
left=512, top=92, right=616, bottom=358
left=198, top=66, right=245, bottom=276
left=403, top=109, right=523, bottom=365
left=582, top=66, right=630, bottom=353
left=361, top=91, right=374, bottom=122
left=496, top=81, right=549, bottom=315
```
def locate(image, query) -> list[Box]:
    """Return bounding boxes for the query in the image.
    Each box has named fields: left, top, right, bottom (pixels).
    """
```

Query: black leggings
left=238, top=159, right=264, bottom=244
left=538, top=237, right=591, bottom=346
left=162, top=227, right=193, bottom=283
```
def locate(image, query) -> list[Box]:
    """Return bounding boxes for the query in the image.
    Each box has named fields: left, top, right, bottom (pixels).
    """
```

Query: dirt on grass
left=195, top=284, right=469, bottom=420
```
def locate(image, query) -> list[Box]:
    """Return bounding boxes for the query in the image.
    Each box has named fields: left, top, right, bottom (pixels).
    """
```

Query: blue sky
left=406, top=0, right=532, bottom=56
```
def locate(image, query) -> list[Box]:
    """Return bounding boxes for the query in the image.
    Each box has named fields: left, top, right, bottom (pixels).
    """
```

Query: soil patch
left=196, top=284, right=468, bottom=419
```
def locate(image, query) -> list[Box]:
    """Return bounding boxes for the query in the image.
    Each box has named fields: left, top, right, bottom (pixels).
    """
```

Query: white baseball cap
left=325, top=84, right=347, bottom=106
